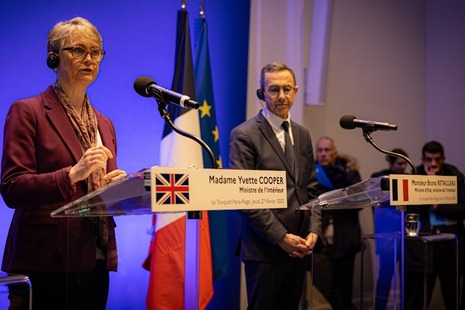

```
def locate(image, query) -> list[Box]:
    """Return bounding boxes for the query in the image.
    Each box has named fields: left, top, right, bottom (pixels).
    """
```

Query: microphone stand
left=362, top=129, right=417, bottom=174
left=362, top=128, right=414, bottom=310
left=155, top=98, right=218, bottom=219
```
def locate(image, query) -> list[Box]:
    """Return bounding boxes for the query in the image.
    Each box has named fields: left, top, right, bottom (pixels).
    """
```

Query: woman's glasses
left=62, top=46, right=105, bottom=61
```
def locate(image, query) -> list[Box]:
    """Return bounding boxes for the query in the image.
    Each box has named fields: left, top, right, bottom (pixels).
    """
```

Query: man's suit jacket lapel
left=256, top=113, right=296, bottom=180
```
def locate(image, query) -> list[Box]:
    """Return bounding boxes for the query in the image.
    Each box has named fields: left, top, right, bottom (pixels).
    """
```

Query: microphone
left=340, top=115, right=397, bottom=131
left=134, top=76, right=199, bottom=109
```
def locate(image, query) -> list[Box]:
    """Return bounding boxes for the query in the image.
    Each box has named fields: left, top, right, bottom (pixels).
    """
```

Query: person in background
left=1, top=17, right=126, bottom=310
left=313, top=136, right=362, bottom=310
left=405, top=141, right=465, bottom=309
left=372, top=148, right=410, bottom=177
left=229, top=62, right=321, bottom=309
left=371, top=148, right=410, bottom=309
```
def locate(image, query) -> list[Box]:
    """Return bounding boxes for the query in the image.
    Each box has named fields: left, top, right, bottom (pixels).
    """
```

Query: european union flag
left=194, top=15, right=231, bottom=281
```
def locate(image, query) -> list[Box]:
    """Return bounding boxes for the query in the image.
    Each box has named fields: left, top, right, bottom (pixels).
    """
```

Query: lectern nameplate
left=149, top=167, right=287, bottom=212
left=389, top=174, right=457, bottom=205
left=51, top=167, right=287, bottom=217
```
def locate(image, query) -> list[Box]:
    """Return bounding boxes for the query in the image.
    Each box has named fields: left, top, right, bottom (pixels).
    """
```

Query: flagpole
left=199, top=0, right=205, bottom=18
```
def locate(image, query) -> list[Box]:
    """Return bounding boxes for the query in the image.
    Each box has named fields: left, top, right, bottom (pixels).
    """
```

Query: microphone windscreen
left=134, top=76, right=155, bottom=97
left=340, top=115, right=357, bottom=129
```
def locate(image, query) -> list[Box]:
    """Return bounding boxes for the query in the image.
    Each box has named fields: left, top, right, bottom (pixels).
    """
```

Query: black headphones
left=256, top=88, right=264, bottom=100
left=46, top=53, right=59, bottom=69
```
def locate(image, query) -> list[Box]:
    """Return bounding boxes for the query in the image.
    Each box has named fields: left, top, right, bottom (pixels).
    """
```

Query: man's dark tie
left=282, top=121, right=295, bottom=172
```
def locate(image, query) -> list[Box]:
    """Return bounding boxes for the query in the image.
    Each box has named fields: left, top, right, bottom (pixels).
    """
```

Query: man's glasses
left=62, top=46, right=105, bottom=61
left=267, top=85, right=295, bottom=96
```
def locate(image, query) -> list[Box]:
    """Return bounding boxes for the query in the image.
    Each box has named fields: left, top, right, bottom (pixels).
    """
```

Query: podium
left=299, top=175, right=459, bottom=310
left=300, top=177, right=393, bottom=309
left=51, top=167, right=287, bottom=309
left=52, top=167, right=287, bottom=217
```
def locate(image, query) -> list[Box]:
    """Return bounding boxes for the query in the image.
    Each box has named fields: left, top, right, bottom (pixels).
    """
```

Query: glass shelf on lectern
left=299, top=176, right=390, bottom=211
left=51, top=170, right=152, bottom=217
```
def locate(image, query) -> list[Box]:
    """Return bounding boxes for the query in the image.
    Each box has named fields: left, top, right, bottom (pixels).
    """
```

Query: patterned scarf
left=53, top=81, right=109, bottom=250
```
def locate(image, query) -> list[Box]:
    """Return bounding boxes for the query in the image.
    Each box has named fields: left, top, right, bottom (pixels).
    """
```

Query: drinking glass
left=405, top=213, right=421, bottom=237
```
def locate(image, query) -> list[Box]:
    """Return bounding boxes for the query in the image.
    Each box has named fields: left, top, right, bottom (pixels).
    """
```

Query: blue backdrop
left=0, top=1, right=250, bottom=309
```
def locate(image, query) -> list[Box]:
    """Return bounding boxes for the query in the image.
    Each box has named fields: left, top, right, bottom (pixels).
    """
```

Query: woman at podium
left=0, top=17, right=126, bottom=310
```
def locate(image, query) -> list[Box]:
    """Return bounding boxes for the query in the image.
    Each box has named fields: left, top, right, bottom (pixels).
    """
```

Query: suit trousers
left=244, top=258, right=307, bottom=310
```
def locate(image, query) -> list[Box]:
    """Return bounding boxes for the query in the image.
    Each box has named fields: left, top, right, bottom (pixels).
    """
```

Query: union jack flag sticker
left=155, top=173, right=190, bottom=205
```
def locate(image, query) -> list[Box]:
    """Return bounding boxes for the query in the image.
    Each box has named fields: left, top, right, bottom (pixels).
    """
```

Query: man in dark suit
left=229, top=62, right=321, bottom=310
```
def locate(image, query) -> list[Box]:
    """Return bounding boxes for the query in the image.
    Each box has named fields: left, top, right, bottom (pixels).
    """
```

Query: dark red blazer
left=1, top=86, right=118, bottom=273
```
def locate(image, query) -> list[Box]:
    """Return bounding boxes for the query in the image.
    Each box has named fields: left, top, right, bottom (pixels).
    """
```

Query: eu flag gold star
left=212, top=126, right=219, bottom=142
left=199, top=99, right=211, bottom=118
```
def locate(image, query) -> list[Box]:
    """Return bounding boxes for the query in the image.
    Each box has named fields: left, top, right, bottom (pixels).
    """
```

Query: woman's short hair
left=47, top=17, right=102, bottom=53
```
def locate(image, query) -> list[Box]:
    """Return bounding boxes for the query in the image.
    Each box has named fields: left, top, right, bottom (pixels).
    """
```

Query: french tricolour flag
left=143, top=8, right=213, bottom=310
left=391, top=178, right=409, bottom=202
